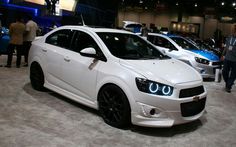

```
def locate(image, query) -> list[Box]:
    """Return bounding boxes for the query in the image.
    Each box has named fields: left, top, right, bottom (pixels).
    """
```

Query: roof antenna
left=80, top=13, right=85, bottom=26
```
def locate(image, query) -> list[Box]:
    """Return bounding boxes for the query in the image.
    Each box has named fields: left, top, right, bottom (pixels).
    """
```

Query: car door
left=60, top=30, right=103, bottom=101
left=44, top=29, right=74, bottom=87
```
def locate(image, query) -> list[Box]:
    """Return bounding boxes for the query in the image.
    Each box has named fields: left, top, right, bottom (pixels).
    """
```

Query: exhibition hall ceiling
left=119, top=0, right=236, bottom=16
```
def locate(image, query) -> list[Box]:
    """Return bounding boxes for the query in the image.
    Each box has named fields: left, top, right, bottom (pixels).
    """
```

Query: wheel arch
left=96, top=77, right=137, bottom=113
left=29, top=56, right=46, bottom=78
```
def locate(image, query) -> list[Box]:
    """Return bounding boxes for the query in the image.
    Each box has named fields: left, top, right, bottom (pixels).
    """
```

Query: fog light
left=150, top=109, right=156, bottom=115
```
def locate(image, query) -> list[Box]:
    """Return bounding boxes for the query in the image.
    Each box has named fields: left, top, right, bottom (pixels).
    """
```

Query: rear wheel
left=98, top=84, right=131, bottom=128
left=30, top=62, right=45, bottom=91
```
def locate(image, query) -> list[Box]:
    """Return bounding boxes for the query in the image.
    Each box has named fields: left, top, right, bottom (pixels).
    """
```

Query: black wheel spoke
left=98, top=85, right=131, bottom=128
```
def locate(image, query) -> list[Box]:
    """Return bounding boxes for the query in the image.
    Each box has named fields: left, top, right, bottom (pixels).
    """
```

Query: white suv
left=29, top=26, right=207, bottom=128
left=147, top=33, right=221, bottom=78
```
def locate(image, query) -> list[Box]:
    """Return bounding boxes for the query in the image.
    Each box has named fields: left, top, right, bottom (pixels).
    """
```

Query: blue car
left=0, top=27, right=10, bottom=55
left=147, top=33, right=221, bottom=78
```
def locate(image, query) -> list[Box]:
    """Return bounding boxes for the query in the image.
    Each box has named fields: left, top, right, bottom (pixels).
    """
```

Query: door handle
left=42, top=49, right=47, bottom=52
left=64, top=57, right=70, bottom=62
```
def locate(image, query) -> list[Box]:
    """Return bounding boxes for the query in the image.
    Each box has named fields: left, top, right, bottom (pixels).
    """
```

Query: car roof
left=57, top=25, right=133, bottom=34
left=148, top=32, right=181, bottom=38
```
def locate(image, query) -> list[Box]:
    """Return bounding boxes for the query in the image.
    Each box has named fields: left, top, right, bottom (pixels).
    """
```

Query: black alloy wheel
left=30, top=62, right=45, bottom=91
left=98, top=84, right=131, bottom=128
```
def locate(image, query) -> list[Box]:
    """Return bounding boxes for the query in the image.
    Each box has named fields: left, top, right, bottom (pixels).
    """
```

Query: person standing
left=5, top=16, right=25, bottom=68
left=45, top=0, right=51, bottom=15
left=23, top=15, right=38, bottom=67
left=222, top=27, right=236, bottom=93
left=51, top=0, right=58, bottom=15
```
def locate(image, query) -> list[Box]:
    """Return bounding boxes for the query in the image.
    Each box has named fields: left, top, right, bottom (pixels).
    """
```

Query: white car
left=29, top=26, right=207, bottom=128
left=147, top=33, right=221, bottom=78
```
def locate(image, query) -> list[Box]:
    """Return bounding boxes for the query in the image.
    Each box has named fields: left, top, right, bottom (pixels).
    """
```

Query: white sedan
left=29, top=26, right=207, bottom=128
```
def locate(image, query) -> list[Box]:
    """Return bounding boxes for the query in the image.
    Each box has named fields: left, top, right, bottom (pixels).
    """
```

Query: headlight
left=135, top=78, right=173, bottom=96
left=195, top=57, right=209, bottom=65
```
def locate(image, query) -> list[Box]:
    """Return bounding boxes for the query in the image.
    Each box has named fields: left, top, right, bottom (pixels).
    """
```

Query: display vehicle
left=147, top=33, right=221, bottom=78
left=29, top=26, right=207, bottom=128
left=0, top=27, right=10, bottom=54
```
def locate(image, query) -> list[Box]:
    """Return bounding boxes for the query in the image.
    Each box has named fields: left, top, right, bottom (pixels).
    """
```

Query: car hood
left=188, top=49, right=219, bottom=61
left=120, top=58, right=202, bottom=85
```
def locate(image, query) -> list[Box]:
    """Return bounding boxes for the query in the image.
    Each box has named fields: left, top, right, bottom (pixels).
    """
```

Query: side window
left=71, top=31, right=100, bottom=53
left=147, top=35, right=154, bottom=43
left=45, top=29, right=74, bottom=49
left=155, top=36, right=177, bottom=50
left=148, top=35, right=167, bottom=47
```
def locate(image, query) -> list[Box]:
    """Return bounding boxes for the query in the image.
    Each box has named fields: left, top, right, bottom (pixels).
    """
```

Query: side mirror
left=80, top=47, right=107, bottom=62
left=80, top=47, right=96, bottom=56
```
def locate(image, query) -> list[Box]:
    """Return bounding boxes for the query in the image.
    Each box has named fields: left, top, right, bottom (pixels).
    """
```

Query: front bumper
left=192, top=61, right=221, bottom=78
left=130, top=82, right=207, bottom=127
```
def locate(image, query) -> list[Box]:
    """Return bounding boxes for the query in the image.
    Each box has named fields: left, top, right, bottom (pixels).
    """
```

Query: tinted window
left=97, top=32, right=169, bottom=60
left=148, top=35, right=176, bottom=50
left=46, top=29, right=74, bottom=49
left=71, top=31, right=100, bottom=53
left=171, top=37, right=199, bottom=50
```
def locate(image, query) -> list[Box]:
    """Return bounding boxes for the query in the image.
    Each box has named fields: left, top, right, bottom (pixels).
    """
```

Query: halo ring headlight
left=149, top=83, right=159, bottom=93
left=162, top=86, right=171, bottom=95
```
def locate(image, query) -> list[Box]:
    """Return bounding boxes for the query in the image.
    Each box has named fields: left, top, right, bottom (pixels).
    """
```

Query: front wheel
left=30, top=62, right=45, bottom=91
left=98, top=84, right=131, bottom=128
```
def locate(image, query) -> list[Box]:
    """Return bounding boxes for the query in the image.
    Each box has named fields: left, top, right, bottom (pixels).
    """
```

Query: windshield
left=170, top=37, right=199, bottom=50
left=97, top=32, right=169, bottom=60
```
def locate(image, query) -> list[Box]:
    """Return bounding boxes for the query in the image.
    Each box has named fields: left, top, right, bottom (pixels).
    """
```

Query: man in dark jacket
left=222, top=28, right=236, bottom=93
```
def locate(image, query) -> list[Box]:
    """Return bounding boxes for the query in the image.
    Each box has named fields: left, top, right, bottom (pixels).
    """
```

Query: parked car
left=0, top=27, right=10, bottom=54
left=186, top=37, right=222, bottom=58
left=29, top=26, right=207, bottom=128
left=123, top=21, right=142, bottom=35
left=147, top=33, right=221, bottom=79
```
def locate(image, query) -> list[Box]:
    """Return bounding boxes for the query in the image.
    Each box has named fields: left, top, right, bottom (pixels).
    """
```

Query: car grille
left=179, top=86, right=205, bottom=98
left=180, top=97, right=206, bottom=117
left=212, top=61, right=221, bottom=66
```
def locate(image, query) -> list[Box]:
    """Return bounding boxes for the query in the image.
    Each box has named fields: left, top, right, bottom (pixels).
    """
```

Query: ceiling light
left=176, top=2, right=179, bottom=6
left=233, top=2, right=236, bottom=6
left=195, top=3, right=198, bottom=7
left=139, top=0, right=143, bottom=4
left=221, top=2, right=225, bottom=6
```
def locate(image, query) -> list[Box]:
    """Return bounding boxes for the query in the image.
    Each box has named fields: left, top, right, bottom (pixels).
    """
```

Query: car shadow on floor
left=203, top=77, right=215, bottom=82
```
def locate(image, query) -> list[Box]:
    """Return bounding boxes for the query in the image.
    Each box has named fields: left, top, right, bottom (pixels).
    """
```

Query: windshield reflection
left=97, top=32, right=169, bottom=60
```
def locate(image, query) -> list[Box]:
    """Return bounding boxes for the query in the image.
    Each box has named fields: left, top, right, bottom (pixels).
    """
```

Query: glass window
left=170, top=37, right=199, bottom=50
left=97, top=32, right=169, bottom=60
left=46, top=29, right=74, bottom=49
left=71, top=31, right=100, bottom=53
left=147, top=35, right=176, bottom=50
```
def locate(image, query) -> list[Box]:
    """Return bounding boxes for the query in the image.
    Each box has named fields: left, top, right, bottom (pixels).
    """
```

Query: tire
left=98, top=84, right=131, bottom=128
left=30, top=62, right=45, bottom=91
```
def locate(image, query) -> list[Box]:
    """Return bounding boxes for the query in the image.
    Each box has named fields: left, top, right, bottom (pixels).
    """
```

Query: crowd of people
left=1, top=15, right=38, bottom=68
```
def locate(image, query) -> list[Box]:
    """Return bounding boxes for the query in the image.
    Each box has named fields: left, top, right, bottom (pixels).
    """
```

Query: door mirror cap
left=80, top=47, right=107, bottom=62
left=80, top=47, right=96, bottom=56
